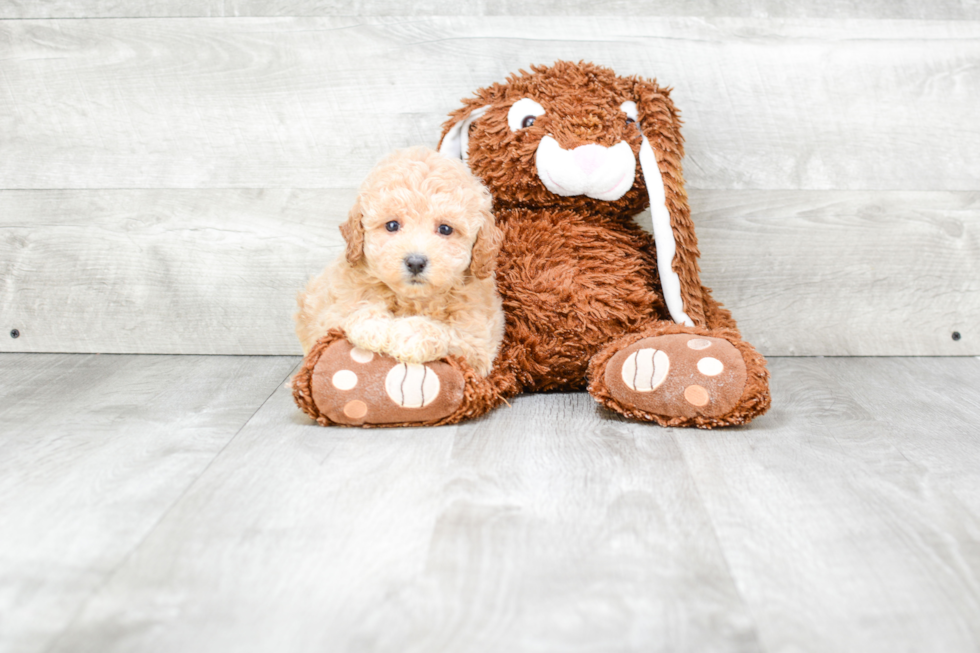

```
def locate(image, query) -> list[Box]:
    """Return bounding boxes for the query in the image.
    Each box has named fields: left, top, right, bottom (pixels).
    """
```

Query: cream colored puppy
left=295, top=147, right=504, bottom=376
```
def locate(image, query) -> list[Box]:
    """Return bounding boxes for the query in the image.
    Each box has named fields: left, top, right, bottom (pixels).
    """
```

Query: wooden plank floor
left=1, top=354, right=979, bottom=653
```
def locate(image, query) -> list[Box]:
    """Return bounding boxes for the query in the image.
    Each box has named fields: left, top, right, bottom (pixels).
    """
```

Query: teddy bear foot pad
left=603, top=334, right=747, bottom=420
left=309, top=339, right=464, bottom=426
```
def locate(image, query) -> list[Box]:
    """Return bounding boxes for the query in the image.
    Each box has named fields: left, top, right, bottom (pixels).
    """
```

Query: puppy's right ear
left=339, top=197, right=365, bottom=266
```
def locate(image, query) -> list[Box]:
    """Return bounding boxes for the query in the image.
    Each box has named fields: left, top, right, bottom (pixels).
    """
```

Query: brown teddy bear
left=293, top=60, right=770, bottom=429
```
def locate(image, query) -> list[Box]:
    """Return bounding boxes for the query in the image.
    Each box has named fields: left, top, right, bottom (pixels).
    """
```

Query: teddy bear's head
left=438, top=60, right=705, bottom=328
left=437, top=60, right=687, bottom=219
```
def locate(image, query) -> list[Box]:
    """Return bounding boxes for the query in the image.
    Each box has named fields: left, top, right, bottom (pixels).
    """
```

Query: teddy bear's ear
left=626, top=77, right=707, bottom=329
left=469, top=218, right=503, bottom=280
left=338, top=197, right=365, bottom=267
left=438, top=105, right=490, bottom=163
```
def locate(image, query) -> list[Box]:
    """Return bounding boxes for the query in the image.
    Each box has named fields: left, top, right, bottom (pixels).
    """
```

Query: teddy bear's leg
left=587, top=322, right=770, bottom=428
left=292, top=329, right=518, bottom=428
left=701, top=285, right=741, bottom=333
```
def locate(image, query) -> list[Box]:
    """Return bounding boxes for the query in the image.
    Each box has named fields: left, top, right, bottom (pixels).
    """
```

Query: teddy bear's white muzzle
left=535, top=136, right=636, bottom=201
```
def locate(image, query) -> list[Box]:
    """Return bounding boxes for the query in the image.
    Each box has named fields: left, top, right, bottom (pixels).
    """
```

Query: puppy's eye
left=626, top=117, right=636, bottom=125
left=385, top=221, right=400, bottom=232
left=521, top=115, right=536, bottom=129
left=438, top=224, right=454, bottom=236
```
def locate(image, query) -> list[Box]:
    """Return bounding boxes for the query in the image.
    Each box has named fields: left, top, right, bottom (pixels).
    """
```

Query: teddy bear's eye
left=438, top=224, right=454, bottom=236
left=620, top=100, right=639, bottom=128
left=508, top=98, right=546, bottom=132
left=385, top=221, right=400, bottom=232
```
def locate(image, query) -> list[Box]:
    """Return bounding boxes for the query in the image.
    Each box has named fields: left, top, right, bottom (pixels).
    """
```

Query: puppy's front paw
left=345, top=317, right=391, bottom=353
left=388, top=317, right=449, bottom=364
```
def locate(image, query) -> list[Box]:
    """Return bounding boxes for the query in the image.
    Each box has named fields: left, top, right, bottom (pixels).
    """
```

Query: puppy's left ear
left=339, top=197, right=365, bottom=266
left=469, top=217, right=503, bottom=280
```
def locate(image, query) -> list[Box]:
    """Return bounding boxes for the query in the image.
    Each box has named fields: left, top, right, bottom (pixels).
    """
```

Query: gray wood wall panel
left=0, top=188, right=352, bottom=355
left=43, top=385, right=763, bottom=653
left=2, top=14, right=976, bottom=356
left=1, top=18, right=978, bottom=191
left=0, top=353, right=296, bottom=653
left=3, top=0, right=980, bottom=19
left=2, top=189, right=976, bottom=356
left=692, top=190, right=980, bottom=356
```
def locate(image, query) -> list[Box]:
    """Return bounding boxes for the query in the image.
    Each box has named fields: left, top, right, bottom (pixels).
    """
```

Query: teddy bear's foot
left=292, top=332, right=466, bottom=427
left=589, top=327, right=770, bottom=428
left=605, top=334, right=746, bottom=418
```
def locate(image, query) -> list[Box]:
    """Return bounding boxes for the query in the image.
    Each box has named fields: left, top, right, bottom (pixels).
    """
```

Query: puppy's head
left=341, top=147, right=500, bottom=299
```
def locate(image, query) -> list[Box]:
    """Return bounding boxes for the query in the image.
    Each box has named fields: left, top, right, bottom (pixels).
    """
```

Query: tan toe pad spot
left=343, top=400, right=368, bottom=419
left=684, top=385, right=710, bottom=406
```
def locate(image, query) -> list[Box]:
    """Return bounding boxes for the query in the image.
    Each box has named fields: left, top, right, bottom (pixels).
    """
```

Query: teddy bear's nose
left=404, top=254, right=428, bottom=276
left=572, top=144, right=607, bottom=177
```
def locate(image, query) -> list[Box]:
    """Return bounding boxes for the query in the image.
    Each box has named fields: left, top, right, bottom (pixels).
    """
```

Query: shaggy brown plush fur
left=436, top=61, right=769, bottom=427
left=446, top=61, right=709, bottom=327
left=293, top=60, right=770, bottom=428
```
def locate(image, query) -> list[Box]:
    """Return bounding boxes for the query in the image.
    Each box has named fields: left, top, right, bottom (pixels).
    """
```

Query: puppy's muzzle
left=404, top=254, right=428, bottom=277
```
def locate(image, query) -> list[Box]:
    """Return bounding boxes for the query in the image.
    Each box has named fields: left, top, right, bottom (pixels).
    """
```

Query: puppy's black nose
left=404, top=254, right=428, bottom=276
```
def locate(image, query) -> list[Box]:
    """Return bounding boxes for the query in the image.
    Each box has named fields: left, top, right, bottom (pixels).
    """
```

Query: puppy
left=295, top=147, right=504, bottom=377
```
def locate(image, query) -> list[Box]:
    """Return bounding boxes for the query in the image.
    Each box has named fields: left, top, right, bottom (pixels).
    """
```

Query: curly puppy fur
left=295, top=147, right=505, bottom=376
